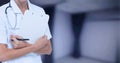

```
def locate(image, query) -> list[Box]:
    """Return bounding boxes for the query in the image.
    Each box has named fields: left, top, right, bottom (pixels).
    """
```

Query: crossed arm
left=0, top=35, right=52, bottom=62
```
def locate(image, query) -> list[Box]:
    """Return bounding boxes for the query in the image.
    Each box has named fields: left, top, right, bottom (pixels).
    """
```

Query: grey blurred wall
left=53, top=10, right=74, bottom=59
left=53, top=0, right=118, bottom=62
left=81, top=21, right=118, bottom=62
left=30, top=0, right=119, bottom=63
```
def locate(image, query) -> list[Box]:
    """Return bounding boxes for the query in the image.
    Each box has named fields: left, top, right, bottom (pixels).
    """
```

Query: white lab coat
left=0, top=0, right=52, bottom=63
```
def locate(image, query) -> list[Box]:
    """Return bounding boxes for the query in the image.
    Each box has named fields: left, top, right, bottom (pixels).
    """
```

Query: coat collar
left=10, top=0, right=33, bottom=14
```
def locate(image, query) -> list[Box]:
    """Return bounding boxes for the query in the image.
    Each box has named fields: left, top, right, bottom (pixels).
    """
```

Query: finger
left=43, top=35, right=47, bottom=39
left=11, top=41, right=15, bottom=45
left=11, top=41, right=20, bottom=47
left=45, top=35, right=47, bottom=38
left=42, top=35, right=45, bottom=38
left=14, top=44, right=18, bottom=48
left=24, top=42, right=30, bottom=44
left=12, top=42, right=26, bottom=49
left=11, top=38, right=19, bottom=44
left=11, top=41, right=18, bottom=48
left=24, top=42, right=32, bottom=46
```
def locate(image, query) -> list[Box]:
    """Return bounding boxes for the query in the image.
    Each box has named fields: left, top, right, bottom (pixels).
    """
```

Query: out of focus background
left=0, top=0, right=120, bottom=63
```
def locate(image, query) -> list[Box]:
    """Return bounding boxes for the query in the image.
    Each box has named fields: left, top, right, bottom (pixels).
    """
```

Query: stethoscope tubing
left=5, top=2, right=18, bottom=30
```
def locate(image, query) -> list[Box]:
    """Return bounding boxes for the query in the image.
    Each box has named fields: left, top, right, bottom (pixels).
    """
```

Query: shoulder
left=0, top=3, right=9, bottom=18
left=0, top=3, right=9, bottom=23
left=0, top=3, right=9, bottom=13
left=30, top=3, right=45, bottom=14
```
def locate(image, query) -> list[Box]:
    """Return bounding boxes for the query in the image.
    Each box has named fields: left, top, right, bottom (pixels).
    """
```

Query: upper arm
left=45, top=24, right=52, bottom=40
left=0, top=10, right=8, bottom=45
left=33, top=5, right=52, bottom=39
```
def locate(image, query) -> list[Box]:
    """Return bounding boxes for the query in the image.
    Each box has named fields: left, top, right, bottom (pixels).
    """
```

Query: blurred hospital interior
left=0, top=0, right=119, bottom=63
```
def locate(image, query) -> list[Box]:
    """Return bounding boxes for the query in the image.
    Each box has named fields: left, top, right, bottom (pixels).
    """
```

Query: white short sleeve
left=0, top=14, right=8, bottom=44
left=44, top=24, right=52, bottom=40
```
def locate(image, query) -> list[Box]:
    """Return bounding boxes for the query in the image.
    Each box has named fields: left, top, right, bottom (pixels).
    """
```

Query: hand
left=11, top=35, right=31, bottom=49
left=33, top=35, right=48, bottom=51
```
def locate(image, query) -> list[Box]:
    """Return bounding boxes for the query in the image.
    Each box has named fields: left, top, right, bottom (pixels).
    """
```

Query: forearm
left=35, top=45, right=51, bottom=55
left=0, top=45, right=36, bottom=62
left=35, top=40, right=52, bottom=55
left=0, top=35, right=49, bottom=62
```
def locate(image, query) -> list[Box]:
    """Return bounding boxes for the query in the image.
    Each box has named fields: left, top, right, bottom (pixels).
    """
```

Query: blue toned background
left=0, top=0, right=119, bottom=63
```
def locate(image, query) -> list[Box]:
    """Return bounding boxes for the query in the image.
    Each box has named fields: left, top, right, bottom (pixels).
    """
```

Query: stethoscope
left=5, top=2, right=19, bottom=30
left=5, top=2, right=30, bottom=42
